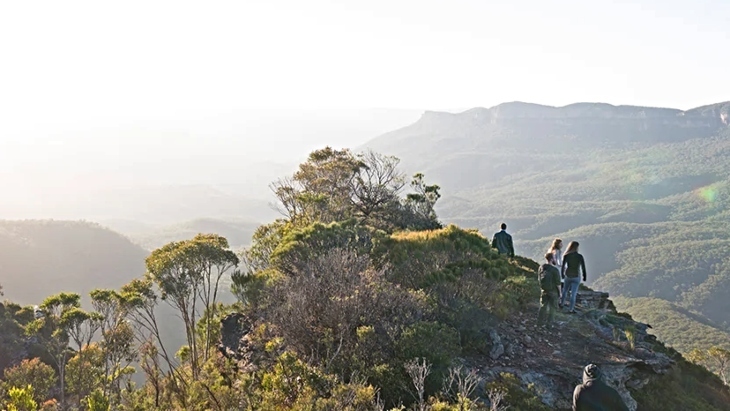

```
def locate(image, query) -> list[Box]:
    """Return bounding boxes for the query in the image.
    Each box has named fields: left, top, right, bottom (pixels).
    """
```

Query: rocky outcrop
left=477, top=290, right=672, bottom=410
left=218, top=312, right=262, bottom=373
left=576, top=290, right=615, bottom=310
left=217, top=290, right=692, bottom=411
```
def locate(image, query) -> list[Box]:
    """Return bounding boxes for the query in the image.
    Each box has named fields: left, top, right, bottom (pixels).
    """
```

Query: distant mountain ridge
left=359, top=99, right=730, bottom=359
left=368, top=101, right=730, bottom=159
left=362, top=101, right=730, bottom=190
left=419, top=100, right=730, bottom=122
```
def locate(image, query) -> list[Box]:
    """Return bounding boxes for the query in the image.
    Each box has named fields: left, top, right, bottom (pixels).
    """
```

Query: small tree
left=441, top=365, right=481, bottom=410
left=3, top=358, right=57, bottom=404
left=6, top=385, right=37, bottom=411
left=403, top=173, right=442, bottom=230
left=350, top=150, right=406, bottom=225
left=269, top=147, right=441, bottom=232
left=90, top=289, right=137, bottom=399
left=120, top=278, right=185, bottom=406
left=66, top=344, right=105, bottom=405
left=404, top=358, right=431, bottom=411
left=63, top=308, right=102, bottom=354
left=27, top=292, right=83, bottom=409
left=688, top=346, right=730, bottom=385
left=271, top=147, right=365, bottom=224
left=86, top=388, right=111, bottom=411
left=145, top=234, right=239, bottom=378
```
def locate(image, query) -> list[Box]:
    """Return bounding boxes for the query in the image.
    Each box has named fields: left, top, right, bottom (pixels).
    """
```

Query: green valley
left=363, top=101, right=730, bottom=356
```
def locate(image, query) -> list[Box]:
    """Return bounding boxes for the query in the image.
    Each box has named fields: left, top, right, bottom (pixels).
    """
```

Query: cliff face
left=370, top=101, right=730, bottom=156
left=473, top=290, right=672, bottom=410
left=424, top=101, right=730, bottom=122
left=218, top=288, right=730, bottom=410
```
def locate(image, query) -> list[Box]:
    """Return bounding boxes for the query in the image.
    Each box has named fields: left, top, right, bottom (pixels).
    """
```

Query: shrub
left=396, top=321, right=461, bottom=396
left=263, top=248, right=428, bottom=381
left=3, top=358, right=56, bottom=404
left=6, top=385, right=38, bottom=411
left=630, top=360, right=730, bottom=411
left=485, top=373, right=551, bottom=411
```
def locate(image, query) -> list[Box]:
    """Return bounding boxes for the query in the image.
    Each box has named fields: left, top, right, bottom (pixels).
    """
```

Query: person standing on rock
left=548, top=238, right=564, bottom=301
left=573, top=364, right=629, bottom=411
left=492, top=223, right=515, bottom=258
left=561, top=241, right=587, bottom=313
left=537, top=252, right=561, bottom=328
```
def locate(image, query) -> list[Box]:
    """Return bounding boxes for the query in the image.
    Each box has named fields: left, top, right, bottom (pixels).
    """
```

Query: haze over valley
left=4, top=100, right=730, bottom=358
left=2, top=1, right=730, bottom=409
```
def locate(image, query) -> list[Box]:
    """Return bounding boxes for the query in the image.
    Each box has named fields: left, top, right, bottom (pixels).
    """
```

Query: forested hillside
left=363, top=101, right=730, bottom=355
left=2, top=147, right=728, bottom=411
left=0, top=220, right=148, bottom=306
left=102, top=218, right=260, bottom=251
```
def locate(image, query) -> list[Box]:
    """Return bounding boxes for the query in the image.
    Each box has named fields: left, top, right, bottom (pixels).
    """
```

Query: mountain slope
left=0, top=220, right=148, bottom=306
left=361, top=101, right=730, bottom=355
left=612, top=296, right=730, bottom=354
left=102, top=217, right=260, bottom=251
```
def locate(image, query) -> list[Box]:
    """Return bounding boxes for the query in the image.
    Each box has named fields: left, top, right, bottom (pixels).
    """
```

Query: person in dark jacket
left=573, top=364, right=629, bottom=411
left=492, top=223, right=515, bottom=258
left=537, top=252, right=561, bottom=327
left=561, top=241, right=587, bottom=313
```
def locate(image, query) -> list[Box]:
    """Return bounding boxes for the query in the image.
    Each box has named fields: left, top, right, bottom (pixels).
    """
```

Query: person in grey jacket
left=573, top=364, right=629, bottom=411
left=492, top=223, right=515, bottom=258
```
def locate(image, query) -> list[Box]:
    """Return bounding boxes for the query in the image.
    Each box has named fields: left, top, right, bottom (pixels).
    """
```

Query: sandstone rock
left=489, top=329, right=505, bottom=360
left=469, top=288, right=676, bottom=411
left=506, top=343, right=516, bottom=357
left=218, top=312, right=263, bottom=373
left=576, top=290, right=614, bottom=310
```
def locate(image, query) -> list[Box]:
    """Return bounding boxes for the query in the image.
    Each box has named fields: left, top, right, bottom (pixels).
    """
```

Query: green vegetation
left=364, top=103, right=730, bottom=360
left=2, top=142, right=730, bottom=410
left=630, top=358, right=730, bottom=411
left=0, top=147, right=536, bottom=410
left=613, top=297, right=730, bottom=354
left=0, top=220, right=148, bottom=306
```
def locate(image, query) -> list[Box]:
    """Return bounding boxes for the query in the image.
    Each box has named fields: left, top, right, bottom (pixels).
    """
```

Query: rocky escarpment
left=217, top=312, right=264, bottom=374
left=218, top=289, right=687, bottom=410
left=473, top=290, right=673, bottom=410
left=381, top=101, right=730, bottom=153
left=421, top=101, right=730, bottom=122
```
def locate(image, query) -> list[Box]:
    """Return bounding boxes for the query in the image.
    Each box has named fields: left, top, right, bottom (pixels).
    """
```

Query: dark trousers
left=537, top=292, right=559, bottom=325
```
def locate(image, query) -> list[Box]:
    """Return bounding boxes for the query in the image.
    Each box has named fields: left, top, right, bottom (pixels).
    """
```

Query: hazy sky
left=1, top=0, right=728, bottom=128
left=0, top=0, right=728, bottom=216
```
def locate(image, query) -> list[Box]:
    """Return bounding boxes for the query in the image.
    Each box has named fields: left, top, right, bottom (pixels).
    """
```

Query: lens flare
left=698, top=186, right=717, bottom=202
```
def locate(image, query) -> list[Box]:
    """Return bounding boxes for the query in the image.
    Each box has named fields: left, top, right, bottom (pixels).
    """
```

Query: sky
left=1, top=0, right=728, bottom=126
left=0, top=0, right=728, bottom=219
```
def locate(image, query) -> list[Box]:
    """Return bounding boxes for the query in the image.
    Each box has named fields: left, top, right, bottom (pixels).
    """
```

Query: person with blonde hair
left=548, top=238, right=564, bottom=299
left=561, top=241, right=587, bottom=313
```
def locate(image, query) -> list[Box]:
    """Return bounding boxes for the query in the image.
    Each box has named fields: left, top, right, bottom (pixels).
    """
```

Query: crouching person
left=537, top=252, right=561, bottom=328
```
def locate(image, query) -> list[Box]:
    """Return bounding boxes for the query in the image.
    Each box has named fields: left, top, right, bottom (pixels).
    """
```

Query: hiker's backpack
left=538, top=265, right=554, bottom=291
